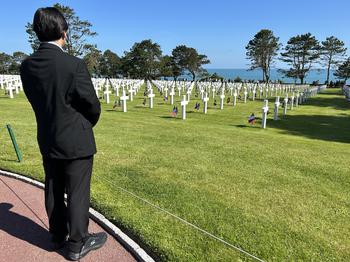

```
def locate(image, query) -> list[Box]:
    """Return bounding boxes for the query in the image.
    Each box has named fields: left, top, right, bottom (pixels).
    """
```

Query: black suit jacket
left=20, top=43, right=101, bottom=159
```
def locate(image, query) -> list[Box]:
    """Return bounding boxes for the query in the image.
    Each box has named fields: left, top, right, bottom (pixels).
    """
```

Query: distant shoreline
left=183, top=68, right=347, bottom=83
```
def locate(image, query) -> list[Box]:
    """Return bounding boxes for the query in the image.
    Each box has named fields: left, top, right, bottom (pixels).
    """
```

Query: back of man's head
left=33, top=7, right=68, bottom=42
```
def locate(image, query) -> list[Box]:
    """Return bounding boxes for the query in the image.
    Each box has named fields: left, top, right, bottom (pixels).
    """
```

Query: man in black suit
left=20, top=7, right=107, bottom=260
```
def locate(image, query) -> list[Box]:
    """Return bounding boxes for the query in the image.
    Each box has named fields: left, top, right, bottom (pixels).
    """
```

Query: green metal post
left=6, top=124, right=23, bottom=162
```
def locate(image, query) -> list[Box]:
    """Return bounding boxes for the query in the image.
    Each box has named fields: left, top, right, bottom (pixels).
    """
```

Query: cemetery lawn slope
left=0, top=88, right=349, bottom=261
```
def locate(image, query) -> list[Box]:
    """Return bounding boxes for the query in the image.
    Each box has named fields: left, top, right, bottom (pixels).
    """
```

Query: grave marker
left=274, top=96, right=280, bottom=120
left=262, top=100, right=269, bottom=129
left=181, top=95, right=189, bottom=120
left=120, top=90, right=129, bottom=112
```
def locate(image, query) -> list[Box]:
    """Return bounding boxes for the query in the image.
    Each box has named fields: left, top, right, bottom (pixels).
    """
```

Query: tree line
left=82, top=40, right=210, bottom=80
left=246, top=29, right=349, bottom=84
left=24, top=3, right=210, bottom=81
left=1, top=3, right=350, bottom=84
left=0, top=52, right=28, bottom=74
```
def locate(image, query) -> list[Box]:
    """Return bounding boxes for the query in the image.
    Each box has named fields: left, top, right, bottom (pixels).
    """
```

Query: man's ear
left=62, top=31, right=67, bottom=40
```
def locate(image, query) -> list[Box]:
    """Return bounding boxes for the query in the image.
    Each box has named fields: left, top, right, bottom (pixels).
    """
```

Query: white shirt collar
left=46, top=41, right=64, bottom=52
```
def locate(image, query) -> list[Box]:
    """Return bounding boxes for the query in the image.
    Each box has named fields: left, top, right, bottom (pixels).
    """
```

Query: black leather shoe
left=67, top=232, right=108, bottom=261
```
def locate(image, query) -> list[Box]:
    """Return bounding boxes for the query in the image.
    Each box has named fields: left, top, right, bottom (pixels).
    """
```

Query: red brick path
left=0, top=175, right=136, bottom=262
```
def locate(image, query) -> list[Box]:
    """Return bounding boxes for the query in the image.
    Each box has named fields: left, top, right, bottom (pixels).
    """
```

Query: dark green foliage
left=320, top=36, right=347, bottom=84
left=246, top=29, right=281, bottom=82
left=201, top=72, right=223, bottom=81
left=26, top=3, right=97, bottom=56
left=334, top=57, right=350, bottom=82
left=280, top=33, right=320, bottom=84
left=159, top=55, right=175, bottom=78
left=121, top=39, right=162, bottom=79
left=83, top=45, right=102, bottom=77
left=0, top=52, right=13, bottom=74
left=99, top=50, right=122, bottom=78
left=0, top=51, right=28, bottom=74
left=233, top=76, right=242, bottom=82
left=172, top=45, right=210, bottom=80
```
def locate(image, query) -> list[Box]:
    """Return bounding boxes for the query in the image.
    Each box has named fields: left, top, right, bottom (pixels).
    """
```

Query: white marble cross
left=200, top=89, right=204, bottom=100
left=290, top=92, right=295, bottom=110
left=120, top=90, right=129, bottom=112
left=187, top=89, right=192, bottom=102
left=283, top=94, right=288, bottom=117
left=6, top=85, right=14, bottom=99
left=148, top=88, right=155, bottom=109
left=233, top=90, right=237, bottom=106
left=220, top=90, right=225, bottom=110
left=230, top=86, right=234, bottom=96
left=14, top=81, right=19, bottom=94
left=115, top=84, right=120, bottom=97
left=203, top=92, right=209, bottom=114
left=128, top=87, right=135, bottom=102
left=244, top=90, right=248, bottom=104
left=262, top=100, right=269, bottom=129
left=299, top=92, right=304, bottom=105
left=104, top=84, right=111, bottom=104
left=169, top=89, right=175, bottom=105
left=274, top=96, right=280, bottom=120
left=164, top=86, right=168, bottom=98
left=181, top=95, right=189, bottom=120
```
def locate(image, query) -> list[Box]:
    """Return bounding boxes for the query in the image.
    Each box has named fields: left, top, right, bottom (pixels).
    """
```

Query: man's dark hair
left=33, top=7, right=68, bottom=42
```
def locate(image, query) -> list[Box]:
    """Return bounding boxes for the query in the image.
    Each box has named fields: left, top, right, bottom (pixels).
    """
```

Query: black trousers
left=43, top=156, right=93, bottom=252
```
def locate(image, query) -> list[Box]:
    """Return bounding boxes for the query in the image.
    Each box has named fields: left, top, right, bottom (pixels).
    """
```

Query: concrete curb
left=0, top=169, right=155, bottom=262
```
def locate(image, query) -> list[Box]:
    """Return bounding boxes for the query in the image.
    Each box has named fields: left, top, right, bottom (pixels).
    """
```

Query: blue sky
left=1, top=0, right=349, bottom=68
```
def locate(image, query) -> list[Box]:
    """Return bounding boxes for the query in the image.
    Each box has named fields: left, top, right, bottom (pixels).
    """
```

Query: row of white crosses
left=0, top=75, right=22, bottom=99
left=119, top=79, right=144, bottom=112
left=152, top=80, right=317, bottom=121
left=261, top=85, right=325, bottom=129
left=108, top=77, right=328, bottom=123
left=91, top=78, right=144, bottom=112
left=153, top=80, right=196, bottom=120
left=90, top=78, right=322, bottom=124
left=136, top=80, right=322, bottom=125
left=153, top=80, right=194, bottom=100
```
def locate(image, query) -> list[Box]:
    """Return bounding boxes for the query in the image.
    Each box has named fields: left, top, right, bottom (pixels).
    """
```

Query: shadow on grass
left=303, top=90, right=350, bottom=110
left=159, top=116, right=179, bottom=120
left=306, top=96, right=350, bottom=110
left=232, top=124, right=262, bottom=129
left=105, top=109, right=125, bottom=113
left=269, top=114, right=350, bottom=143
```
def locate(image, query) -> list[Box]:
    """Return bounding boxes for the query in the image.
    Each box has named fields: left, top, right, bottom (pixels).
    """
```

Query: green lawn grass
left=0, top=87, right=349, bottom=261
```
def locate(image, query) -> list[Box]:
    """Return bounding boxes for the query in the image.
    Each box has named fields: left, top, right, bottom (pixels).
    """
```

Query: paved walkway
left=0, top=174, right=136, bottom=262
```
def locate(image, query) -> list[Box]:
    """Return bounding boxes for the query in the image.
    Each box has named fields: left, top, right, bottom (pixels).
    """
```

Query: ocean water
left=183, top=68, right=346, bottom=84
